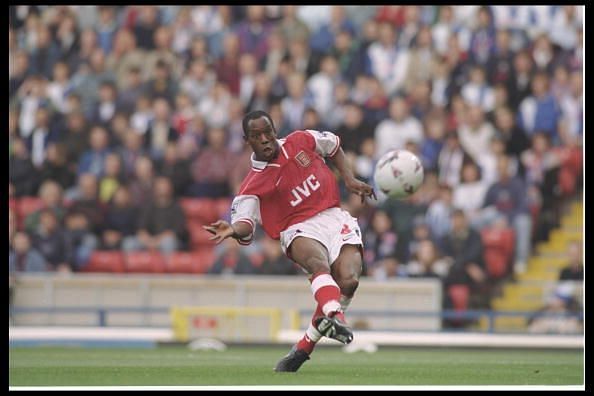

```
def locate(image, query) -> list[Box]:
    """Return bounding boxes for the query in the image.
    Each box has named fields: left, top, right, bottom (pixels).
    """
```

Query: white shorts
left=280, top=207, right=363, bottom=266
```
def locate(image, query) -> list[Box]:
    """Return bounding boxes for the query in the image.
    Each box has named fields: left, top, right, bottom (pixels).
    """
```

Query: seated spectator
left=38, top=143, right=76, bottom=192
left=187, top=127, right=235, bottom=198
left=24, top=180, right=66, bottom=234
left=482, top=155, right=533, bottom=274
left=145, top=97, right=178, bottom=161
left=452, top=162, right=488, bottom=229
left=441, top=209, right=489, bottom=310
left=374, top=95, right=423, bottom=160
left=9, top=137, right=38, bottom=197
left=128, top=155, right=155, bottom=207
left=77, top=125, right=112, bottom=178
left=31, top=208, right=70, bottom=273
left=208, top=237, right=261, bottom=275
left=362, top=209, right=399, bottom=278
left=123, top=176, right=187, bottom=256
left=98, top=153, right=124, bottom=204
left=9, top=231, right=48, bottom=273
left=65, top=173, right=105, bottom=235
left=425, top=184, right=454, bottom=245
left=102, top=185, right=138, bottom=250
left=63, top=211, right=99, bottom=271
left=406, top=216, right=435, bottom=263
left=558, top=241, right=584, bottom=281
left=406, top=239, right=450, bottom=279
left=527, top=282, right=583, bottom=335
left=259, top=237, right=300, bottom=276
left=155, top=142, right=193, bottom=198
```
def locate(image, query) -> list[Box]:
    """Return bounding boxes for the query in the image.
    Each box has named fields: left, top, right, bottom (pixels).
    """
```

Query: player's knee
left=337, top=275, right=359, bottom=298
left=303, top=256, right=330, bottom=274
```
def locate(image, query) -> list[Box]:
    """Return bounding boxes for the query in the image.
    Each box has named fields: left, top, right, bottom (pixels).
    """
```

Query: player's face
left=245, top=117, right=279, bottom=161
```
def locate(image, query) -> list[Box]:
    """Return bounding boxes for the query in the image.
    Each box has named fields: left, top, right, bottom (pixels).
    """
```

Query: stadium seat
left=179, top=198, right=219, bottom=224
left=193, top=247, right=216, bottom=273
left=448, top=284, right=470, bottom=312
left=124, top=251, right=166, bottom=273
left=17, top=197, right=45, bottom=229
left=187, top=220, right=217, bottom=249
left=214, top=197, right=232, bottom=219
left=83, top=251, right=126, bottom=273
left=481, top=227, right=515, bottom=279
left=166, top=252, right=204, bottom=273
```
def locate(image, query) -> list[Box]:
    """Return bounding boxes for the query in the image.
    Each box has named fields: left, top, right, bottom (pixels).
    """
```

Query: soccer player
left=204, top=110, right=376, bottom=372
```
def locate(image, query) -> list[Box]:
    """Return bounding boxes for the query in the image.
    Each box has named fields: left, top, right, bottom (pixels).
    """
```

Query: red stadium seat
left=125, top=251, right=166, bottom=273
left=179, top=198, right=219, bottom=224
left=193, top=247, right=216, bottom=274
left=214, top=197, right=232, bottom=218
left=448, top=284, right=470, bottom=312
left=84, top=251, right=126, bottom=273
left=166, top=251, right=212, bottom=273
left=481, top=227, right=515, bottom=279
left=187, top=220, right=217, bottom=249
left=17, top=197, right=46, bottom=220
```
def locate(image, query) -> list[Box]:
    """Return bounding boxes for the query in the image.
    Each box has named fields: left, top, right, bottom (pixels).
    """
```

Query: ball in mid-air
left=373, top=149, right=424, bottom=199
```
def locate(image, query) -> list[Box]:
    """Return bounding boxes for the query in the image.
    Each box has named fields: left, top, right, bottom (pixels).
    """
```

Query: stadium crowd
left=9, top=6, right=583, bottom=315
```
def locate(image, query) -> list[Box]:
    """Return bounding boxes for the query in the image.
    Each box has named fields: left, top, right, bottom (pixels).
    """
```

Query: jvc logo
left=289, top=174, right=320, bottom=207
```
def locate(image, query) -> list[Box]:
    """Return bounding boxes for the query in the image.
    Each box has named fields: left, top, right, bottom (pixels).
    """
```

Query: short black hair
left=242, top=110, right=276, bottom=137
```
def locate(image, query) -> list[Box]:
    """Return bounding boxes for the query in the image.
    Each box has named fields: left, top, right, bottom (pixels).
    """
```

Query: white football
left=373, top=149, right=424, bottom=199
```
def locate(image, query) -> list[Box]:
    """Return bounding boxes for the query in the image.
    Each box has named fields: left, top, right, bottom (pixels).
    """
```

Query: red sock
left=296, top=333, right=316, bottom=355
left=310, top=271, right=341, bottom=317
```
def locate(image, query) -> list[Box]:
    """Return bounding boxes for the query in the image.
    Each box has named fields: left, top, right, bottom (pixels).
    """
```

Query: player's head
left=242, top=110, right=279, bottom=162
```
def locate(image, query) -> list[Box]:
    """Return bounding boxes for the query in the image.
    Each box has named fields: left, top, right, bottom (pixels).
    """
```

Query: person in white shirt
left=374, top=95, right=423, bottom=159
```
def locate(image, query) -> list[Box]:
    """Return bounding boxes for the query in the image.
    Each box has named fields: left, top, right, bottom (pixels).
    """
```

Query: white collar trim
left=250, top=139, right=286, bottom=170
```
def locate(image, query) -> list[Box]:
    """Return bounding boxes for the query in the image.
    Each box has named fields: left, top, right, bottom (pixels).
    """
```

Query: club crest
left=295, top=151, right=311, bottom=167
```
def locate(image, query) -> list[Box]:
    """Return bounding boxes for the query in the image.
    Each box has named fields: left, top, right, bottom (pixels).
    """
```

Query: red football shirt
left=231, top=129, right=342, bottom=243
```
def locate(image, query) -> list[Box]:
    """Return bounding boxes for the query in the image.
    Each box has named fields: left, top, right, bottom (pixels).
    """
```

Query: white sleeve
left=230, top=194, right=261, bottom=245
left=305, top=129, right=341, bottom=157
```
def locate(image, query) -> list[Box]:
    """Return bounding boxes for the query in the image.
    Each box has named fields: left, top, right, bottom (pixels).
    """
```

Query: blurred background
left=9, top=5, right=583, bottom=342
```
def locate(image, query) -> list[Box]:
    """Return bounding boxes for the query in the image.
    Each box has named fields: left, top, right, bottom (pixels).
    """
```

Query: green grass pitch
left=9, top=345, right=583, bottom=387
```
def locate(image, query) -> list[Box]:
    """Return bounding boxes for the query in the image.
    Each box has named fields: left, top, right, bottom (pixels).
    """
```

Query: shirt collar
left=250, top=139, right=285, bottom=170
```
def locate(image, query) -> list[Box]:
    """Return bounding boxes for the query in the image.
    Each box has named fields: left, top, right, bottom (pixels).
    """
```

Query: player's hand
left=203, top=220, right=235, bottom=244
left=344, top=177, right=377, bottom=203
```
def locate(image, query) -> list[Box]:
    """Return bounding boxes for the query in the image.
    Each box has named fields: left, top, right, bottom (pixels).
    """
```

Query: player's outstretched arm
left=203, top=220, right=253, bottom=244
left=328, top=146, right=377, bottom=203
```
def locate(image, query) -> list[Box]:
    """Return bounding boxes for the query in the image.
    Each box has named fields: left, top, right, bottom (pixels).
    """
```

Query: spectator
left=425, top=184, right=454, bottom=244
left=419, top=111, right=446, bottom=173
left=38, top=143, right=77, bottom=191
left=98, top=153, right=124, bottom=204
left=452, top=162, right=488, bottom=228
left=209, top=237, right=261, bottom=275
left=367, top=22, right=410, bottom=97
left=215, top=32, right=241, bottom=96
left=403, top=25, right=437, bottom=95
left=180, top=59, right=216, bottom=108
left=156, top=142, right=192, bottom=199
left=517, top=71, right=562, bottom=143
left=493, top=106, right=530, bottom=168
left=105, top=29, right=146, bottom=92
left=91, top=81, right=118, bottom=127
left=259, top=237, right=300, bottom=276
left=9, top=232, right=48, bottom=273
left=145, top=97, right=178, bottom=160
left=457, top=104, right=496, bottom=166
left=24, top=180, right=66, bottom=234
left=9, top=137, right=38, bottom=197
left=117, top=128, right=147, bottom=179
left=527, top=282, right=583, bottom=335
left=468, top=6, right=496, bottom=67
left=441, top=209, right=488, bottom=311
left=461, top=65, right=495, bottom=113
left=128, top=155, right=155, bottom=207
left=27, top=106, right=58, bottom=169
left=279, top=5, right=310, bottom=44
left=60, top=111, right=90, bottom=168
left=143, top=59, right=179, bottom=106
left=437, top=132, right=467, bottom=189
left=406, top=216, right=434, bottom=261
left=362, top=209, right=398, bottom=277
left=482, top=155, right=532, bottom=274
left=77, top=125, right=112, bottom=178
left=101, top=185, right=138, bottom=250
left=188, top=127, right=235, bottom=198
left=63, top=211, right=98, bottom=271
left=374, top=95, right=423, bottom=159
left=281, top=72, right=313, bottom=132
left=310, top=6, right=356, bottom=56
left=30, top=208, right=70, bottom=273
left=406, top=239, right=450, bottom=279
left=335, top=101, right=375, bottom=156
left=558, top=241, right=584, bottom=281
left=307, top=55, right=341, bottom=116
left=65, top=173, right=105, bottom=235
left=123, top=176, right=186, bottom=256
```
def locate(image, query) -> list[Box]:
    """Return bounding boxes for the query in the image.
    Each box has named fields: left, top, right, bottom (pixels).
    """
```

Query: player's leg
left=274, top=236, right=342, bottom=372
left=331, top=244, right=363, bottom=314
